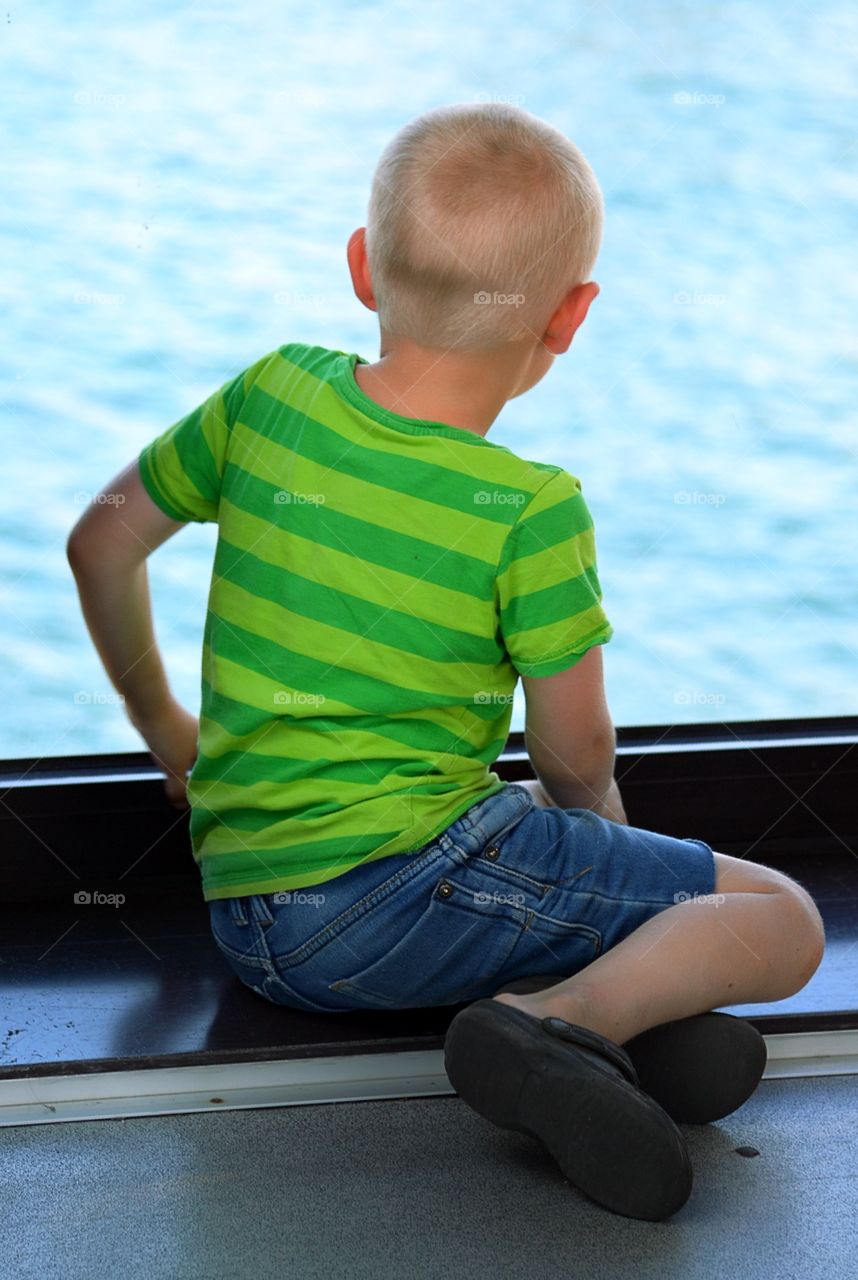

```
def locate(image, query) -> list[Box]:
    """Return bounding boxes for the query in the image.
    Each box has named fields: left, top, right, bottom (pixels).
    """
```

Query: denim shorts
left=207, top=782, right=717, bottom=1014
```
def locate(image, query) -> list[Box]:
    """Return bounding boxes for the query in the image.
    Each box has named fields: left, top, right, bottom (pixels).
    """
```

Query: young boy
left=68, top=103, right=825, bottom=1221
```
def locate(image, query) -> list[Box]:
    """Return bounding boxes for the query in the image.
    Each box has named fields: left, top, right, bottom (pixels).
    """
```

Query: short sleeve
left=138, top=351, right=275, bottom=523
left=497, top=469, right=613, bottom=677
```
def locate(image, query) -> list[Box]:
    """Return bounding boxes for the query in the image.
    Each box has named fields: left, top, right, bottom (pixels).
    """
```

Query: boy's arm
left=521, top=646, right=628, bottom=824
left=66, top=459, right=198, bottom=808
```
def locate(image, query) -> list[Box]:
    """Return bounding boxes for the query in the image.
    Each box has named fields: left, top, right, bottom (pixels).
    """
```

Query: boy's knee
left=766, top=869, right=825, bottom=985
left=714, top=852, right=825, bottom=977
left=781, top=872, right=825, bottom=965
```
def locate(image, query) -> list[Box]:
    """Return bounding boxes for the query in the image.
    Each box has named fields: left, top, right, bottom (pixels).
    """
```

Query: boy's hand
left=67, top=460, right=199, bottom=809
left=529, top=774, right=629, bottom=824
left=128, top=696, right=199, bottom=810
left=596, top=777, right=628, bottom=825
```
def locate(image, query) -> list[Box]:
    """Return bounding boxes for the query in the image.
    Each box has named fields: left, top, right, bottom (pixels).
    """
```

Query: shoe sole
left=494, top=976, right=767, bottom=1124
left=626, top=1012, right=767, bottom=1123
left=445, top=999, right=693, bottom=1221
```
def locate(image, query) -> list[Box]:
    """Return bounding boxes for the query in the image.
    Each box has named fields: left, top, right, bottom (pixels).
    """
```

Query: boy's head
left=355, top=102, right=603, bottom=354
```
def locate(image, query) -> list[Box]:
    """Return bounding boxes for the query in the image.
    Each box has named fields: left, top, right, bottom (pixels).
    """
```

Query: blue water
left=1, top=1, right=856, bottom=758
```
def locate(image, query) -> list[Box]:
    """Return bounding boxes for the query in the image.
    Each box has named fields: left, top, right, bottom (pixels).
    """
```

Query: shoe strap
left=541, top=1016, right=639, bottom=1086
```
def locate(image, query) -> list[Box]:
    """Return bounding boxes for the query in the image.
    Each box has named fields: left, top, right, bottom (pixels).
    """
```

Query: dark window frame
left=1, top=715, right=855, bottom=904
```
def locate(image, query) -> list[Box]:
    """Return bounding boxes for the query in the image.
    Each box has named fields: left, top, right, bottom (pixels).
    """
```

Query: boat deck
left=1, top=1075, right=856, bottom=1280
left=1, top=729, right=856, bottom=1275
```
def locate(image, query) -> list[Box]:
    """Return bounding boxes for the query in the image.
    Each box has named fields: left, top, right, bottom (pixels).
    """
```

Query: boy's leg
left=494, top=850, right=826, bottom=1044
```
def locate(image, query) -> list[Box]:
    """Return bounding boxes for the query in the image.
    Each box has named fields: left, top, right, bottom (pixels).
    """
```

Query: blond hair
left=364, top=102, right=604, bottom=351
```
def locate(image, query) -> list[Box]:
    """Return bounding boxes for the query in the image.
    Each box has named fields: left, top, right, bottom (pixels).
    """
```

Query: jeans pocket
left=326, top=873, right=525, bottom=1010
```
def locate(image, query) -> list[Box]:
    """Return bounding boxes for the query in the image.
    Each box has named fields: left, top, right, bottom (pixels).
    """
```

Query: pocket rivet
left=484, top=845, right=500, bottom=861
left=437, top=880, right=453, bottom=898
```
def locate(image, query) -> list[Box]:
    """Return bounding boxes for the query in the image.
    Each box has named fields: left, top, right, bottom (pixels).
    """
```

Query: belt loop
left=249, top=894, right=275, bottom=926
left=228, top=896, right=249, bottom=926
left=479, top=798, right=526, bottom=844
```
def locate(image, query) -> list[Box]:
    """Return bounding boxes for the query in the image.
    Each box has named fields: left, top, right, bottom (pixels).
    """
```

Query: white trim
left=759, top=1029, right=858, bottom=1078
left=1, top=1030, right=857, bottom=1128
left=506, top=734, right=858, bottom=760
left=3, top=771, right=157, bottom=788
left=616, top=736, right=858, bottom=755
left=0, top=1051, right=451, bottom=1128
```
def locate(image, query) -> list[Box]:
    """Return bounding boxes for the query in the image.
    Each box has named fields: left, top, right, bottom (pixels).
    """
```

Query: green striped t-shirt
left=138, top=343, right=613, bottom=901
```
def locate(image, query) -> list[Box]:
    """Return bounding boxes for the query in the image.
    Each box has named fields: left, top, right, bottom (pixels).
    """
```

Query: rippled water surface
left=2, top=1, right=856, bottom=757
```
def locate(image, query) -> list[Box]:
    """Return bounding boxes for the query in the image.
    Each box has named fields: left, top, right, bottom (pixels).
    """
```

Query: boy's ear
left=347, top=227, right=378, bottom=313
left=542, top=281, right=600, bottom=355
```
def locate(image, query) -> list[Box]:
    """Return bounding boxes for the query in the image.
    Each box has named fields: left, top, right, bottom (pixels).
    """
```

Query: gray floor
left=2, top=1075, right=857, bottom=1280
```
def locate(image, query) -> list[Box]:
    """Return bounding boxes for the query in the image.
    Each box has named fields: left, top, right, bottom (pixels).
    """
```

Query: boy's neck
left=353, top=335, right=547, bottom=438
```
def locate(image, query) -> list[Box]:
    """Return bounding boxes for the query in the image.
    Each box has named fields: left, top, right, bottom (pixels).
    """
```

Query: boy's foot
left=444, top=998, right=693, bottom=1222
left=492, top=974, right=767, bottom=1124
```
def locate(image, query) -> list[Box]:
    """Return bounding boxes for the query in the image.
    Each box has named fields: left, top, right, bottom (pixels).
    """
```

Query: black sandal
left=493, top=974, right=767, bottom=1124
left=444, top=998, right=693, bottom=1221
